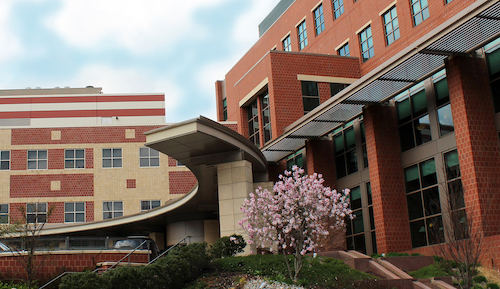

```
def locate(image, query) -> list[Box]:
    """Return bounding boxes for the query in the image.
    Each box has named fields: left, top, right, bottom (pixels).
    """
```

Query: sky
left=0, top=0, right=281, bottom=122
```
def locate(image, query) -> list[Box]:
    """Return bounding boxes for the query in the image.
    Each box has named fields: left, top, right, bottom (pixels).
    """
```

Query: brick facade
left=168, top=171, right=197, bottom=194
left=10, top=174, right=94, bottom=198
left=446, top=55, right=500, bottom=236
left=305, top=139, right=336, bottom=188
left=364, top=104, right=412, bottom=252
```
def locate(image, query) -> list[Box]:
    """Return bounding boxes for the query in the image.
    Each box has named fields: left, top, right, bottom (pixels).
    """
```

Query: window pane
left=353, top=234, right=366, bottom=254
left=435, top=78, right=449, bottom=106
left=423, top=187, right=441, bottom=216
left=140, top=148, right=149, bottom=157
left=366, top=182, right=372, bottom=205
left=411, top=90, right=427, bottom=116
left=404, top=165, right=420, bottom=192
left=38, top=203, right=47, bottom=212
left=444, top=150, right=460, bottom=179
left=407, top=192, right=424, bottom=220
left=103, top=202, right=112, bottom=211
left=103, top=149, right=111, bottom=158
left=427, top=216, right=444, bottom=245
left=76, top=149, right=85, bottom=158
left=420, top=158, right=437, bottom=188
left=140, top=158, right=149, bottom=167
left=333, top=133, right=344, bottom=153
left=113, top=159, right=122, bottom=167
left=114, top=212, right=123, bottom=218
left=335, top=155, right=346, bottom=179
left=38, top=160, right=47, bottom=169
left=76, top=202, right=85, bottom=211
left=113, top=149, right=122, bottom=157
left=410, top=220, right=427, bottom=248
left=399, top=122, right=415, bottom=151
left=65, top=150, right=74, bottom=158
left=344, top=127, right=356, bottom=150
left=438, top=104, right=454, bottom=136
left=303, top=97, right=320, bottom=113
left=103, top=159, right=111, bottom=168
left=449, top=180, right=465, bottom=210
left=346, top=150, right=358, bottom=175
left=65, top=213, right=74, bottom=222
left=38, top=150, right=47, bottom=159
left=150, top=158, right=159, bottom=167
left=152, top=200, right=161, bottom=208
left=114, top=202, right=123, bottom=211
left=350, top=187, right=362, bottom=210
left=141, top=201, right=150, bottom=211
left=65, top=203, right=74, bottom=212
left=75, top=160, right=85, bottom=168
left=352, top=210, right=364, bottom=234
left=103, top=212, right=112, bottom=220
left=414, top=114, right=431, bottom=145
left=369, top=206, right=375, bottom=230
left=28, top=151, right=37, bottom=159
left=76, top=213, right=85, bottom=222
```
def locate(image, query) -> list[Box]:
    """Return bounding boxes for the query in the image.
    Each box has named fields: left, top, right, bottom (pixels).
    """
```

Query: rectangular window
left=282, top=35, right=291, bottom=52
left=444, top=150, right=467, bottom=239
left=485, top=38, right=500, bottom=113
left=330, top=83, right=348, bottom=97
left=176, top=160, right=185, bottom=167
left=103, top=201, right=123, bottom=219
left=0, top=204, right=8, bottom=224
left=383, top=6, right=400, bottom=45
left=337, top=43, right=350, bottom=56
left=27, top=203, right=47, bottom=223
left=313, top=4, right=325, bottom=35
left=222, top=98, right=228, bottom=121
left=395, top=82, right=431, bottom=152
left=102, top=148, right=122, bottom=168
left=332, top=0, right=344, bottom=19
left=297, top=21, right=308, bottom=50
left=65, top=202, right=85, bottom=223
left=302, top=81, right=320, bottom=114
left=286, top=150, right=305, bottom=171
left=0, top=151, right=9, bottom=170
left=141, top=200, right=161, bottom=211
left=359, top=26, right=374, bottom=62
left=404, top=159, right=444, bottom=248
left=445, top=0, right=453, bottom=3
left=64, top=149, right=85, bottom=169
left=411, top=0, right=429, bottom=26
left=27, top=150, right=47, bottom=170
left=247, top=100, right=260, bottom=147
left=345, top=186, right=366, bottom=254
left=433, top=71, right=454, bottom=136
left=140, top=147, right=160, bottom=167
left=261, top=91, right=272, bottom=143
left=333, top=120, right=358, bottom=179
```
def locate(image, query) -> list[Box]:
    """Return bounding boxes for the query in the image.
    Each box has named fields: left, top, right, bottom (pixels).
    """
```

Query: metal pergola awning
left=262, top=0, right=500, bottom=162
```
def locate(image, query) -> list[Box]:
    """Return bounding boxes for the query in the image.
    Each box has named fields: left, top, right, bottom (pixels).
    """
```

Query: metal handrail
left=103, top=240, right=149, bottom=272
left=39, top=272, right=80, bottom=289
left=38, top=235, right=191, bottom=289
left=147, top=235, right=191, bottom=265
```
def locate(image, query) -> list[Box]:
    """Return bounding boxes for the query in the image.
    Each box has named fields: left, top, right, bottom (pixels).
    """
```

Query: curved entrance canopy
left=39, top=116, right=267, bottom=237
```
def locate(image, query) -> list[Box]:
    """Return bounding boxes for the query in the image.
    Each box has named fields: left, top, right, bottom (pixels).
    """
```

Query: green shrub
left=486, top=283, right=500, bottom=289
left=474, top=275, right=488, bottom=283
left=408, top=264, right=451, bottom=278
left=102, top=266, right=147, bottom=289
left=59, top=271, right=107, bottom=289
left=209, top=235, right=246, bottom=259
left=385, top=252, right=410, bottom=257
left=370, top=253, right=382, bottom=258
left=411, top=253, right=421, bottom=256
left=474, top=285, right=485, bottom=289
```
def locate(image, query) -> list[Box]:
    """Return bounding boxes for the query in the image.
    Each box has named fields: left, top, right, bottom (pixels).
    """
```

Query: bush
left=59, top=271, right=107, bottom=289
left=474, top=285, right=485, bottom=289
left=209, top=235, right=246, bottom=259
left=486, top=284, right=500, bottom=289
left=170, top=242, right=211, bottom=277
left=408, top=264, right=451, bottom=279
left=474, top=275, right=488, bottom=283
left=102, top=266, right=147, bottom=289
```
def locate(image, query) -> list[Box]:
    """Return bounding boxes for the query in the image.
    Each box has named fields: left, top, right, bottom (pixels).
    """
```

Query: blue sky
left=0, top=0, right=280, bottom=122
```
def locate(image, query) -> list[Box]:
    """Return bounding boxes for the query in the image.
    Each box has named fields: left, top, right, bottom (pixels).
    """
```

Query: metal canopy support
left=260, top=1, right=500, bottom=163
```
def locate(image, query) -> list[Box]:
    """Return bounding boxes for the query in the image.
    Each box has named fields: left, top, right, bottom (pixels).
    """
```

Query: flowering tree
left=239, top=166, right=352, bottom=281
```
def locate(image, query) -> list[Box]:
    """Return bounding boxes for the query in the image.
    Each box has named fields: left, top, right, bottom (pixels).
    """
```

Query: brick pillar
left=364, top=104, right=412, bottom=253
left=305, top=138, right=336, bottom=188
left=446, top=55, right=500, bottom=236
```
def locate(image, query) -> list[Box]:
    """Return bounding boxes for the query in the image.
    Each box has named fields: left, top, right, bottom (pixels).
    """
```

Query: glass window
left=222, top=98, right=228, bottom=121
left=65, top=149, right=85, bottom=169
left=314, top=5, right=325, bottom=35
left=0, top=151, right=9, bottom=170
left=297, top=21, right=308, bottom=50
left=395, top=83, right=431, bottom=152
left=333, top=122, right=359, bottom=179
left=0, top=204, right=8, bottom=224
left=433, top=73, right=454, bottom=136
left=330, top=83, right=348, bottom=97
left=65, top=202, right=85, bottom=223
left=27, top=203, right=47, bottom=223
left=141, top=200, right=161, bottom=211
left=411, top=0, right=429, bottom=26
left=383, top=7, right=400, bottom=45
left=332, top=0, right=344, bottom=19
left=261, top=91, right=272, bottom=143
left=247, top=100, right=260, bottom=146
left=404, top=158, right=443, bottom=248
left=103, top=201, right=123, bottom=220
left=103, top=148, right=122, bottom=168
left=140, top=147, right=160, bottom=167
left=27, top=150, right=47, bottom=170
left=359, top=26, right=374, bottom=62
left=338, top=43, right=350, bottom=56
left=302, top=82, right=320, bottom=114
left=485, top=38, right=500, bottom=113
left=286, top=150, right=305, bottom=171
left=283, top=35, right=292, bottom=52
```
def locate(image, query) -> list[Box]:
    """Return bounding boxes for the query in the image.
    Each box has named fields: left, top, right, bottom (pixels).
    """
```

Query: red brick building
left=215, top=0, right=500, bottom=265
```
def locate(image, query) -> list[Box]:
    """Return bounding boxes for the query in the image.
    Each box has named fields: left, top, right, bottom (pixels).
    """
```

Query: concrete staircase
left=319, top=251, right=454, bottom=289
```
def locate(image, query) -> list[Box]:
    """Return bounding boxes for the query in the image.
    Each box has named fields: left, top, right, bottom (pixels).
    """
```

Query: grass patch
left=213, top=254, right=376, bottom=287
left=408, top=264, right=452, bottom=279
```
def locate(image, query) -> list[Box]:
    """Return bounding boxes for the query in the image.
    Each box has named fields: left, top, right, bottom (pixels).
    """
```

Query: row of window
left=0, top=148, right=163, bottom=170
left=283, top=0, right=452, bottom=63
left=0, top=200, right=162, bottom=224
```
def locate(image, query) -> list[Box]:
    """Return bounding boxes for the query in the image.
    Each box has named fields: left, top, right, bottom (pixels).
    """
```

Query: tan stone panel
left=219, top=215, right=235, bottom=232
left=218, top=184, right=233, bottom=200
left=50, top=180, right=61, bottom=191
left=125, top=129, right=136, bottom=139
left=51, top=130, right=61, bottom=140
left=217, top=168, right=232, bottom=185
left=0, top=129, right=11, bottom=147
left=232, top=182, right=252, bottom=199
left=219, top=199, right=234, bottom=216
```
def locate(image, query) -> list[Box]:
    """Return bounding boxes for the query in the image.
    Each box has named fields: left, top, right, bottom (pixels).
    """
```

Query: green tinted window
left=396, top=97, right=411, bottom=123
left=487, top=47, right=500, bottom=78
left=344, top=127, right=356, bottom=150
left=434, top=78, right=449, bottom=106
left=411, top=90, right=427, bottom=116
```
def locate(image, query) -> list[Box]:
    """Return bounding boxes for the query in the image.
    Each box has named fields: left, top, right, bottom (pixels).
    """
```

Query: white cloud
left=67, top=64, right=181, bottom=117
left=0, top=2, right=24, bottom=62
left=45, top=0, right=230, bottom=54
